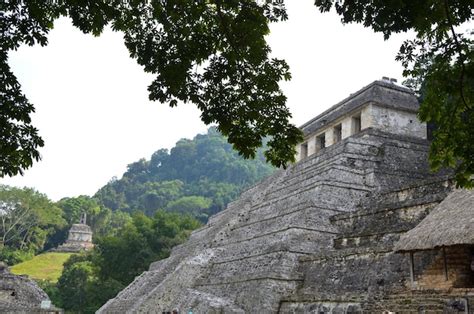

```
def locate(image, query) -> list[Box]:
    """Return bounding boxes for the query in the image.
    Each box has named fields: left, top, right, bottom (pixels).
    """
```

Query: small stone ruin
left=53, top=213, right=94, bottom=253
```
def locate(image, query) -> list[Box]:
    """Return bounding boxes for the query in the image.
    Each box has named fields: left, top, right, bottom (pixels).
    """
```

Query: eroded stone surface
left=53, top=216, right=94, bottom=253
left=98, top=81, right=469, bottom=313
left=0, top=262, right=59, bottom=313
left=99, top=129, right=452, bottom=313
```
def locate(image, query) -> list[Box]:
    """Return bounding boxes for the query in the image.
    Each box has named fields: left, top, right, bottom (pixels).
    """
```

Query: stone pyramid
left=99, top=80, right=470, bottom=313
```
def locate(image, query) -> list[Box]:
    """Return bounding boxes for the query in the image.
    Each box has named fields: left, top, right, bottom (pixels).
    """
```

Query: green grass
left=10, top=252, right=74, bottom=283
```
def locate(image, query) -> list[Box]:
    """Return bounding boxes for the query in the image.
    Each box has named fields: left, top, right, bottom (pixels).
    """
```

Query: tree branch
left=443, top=0, right=470, bottom=110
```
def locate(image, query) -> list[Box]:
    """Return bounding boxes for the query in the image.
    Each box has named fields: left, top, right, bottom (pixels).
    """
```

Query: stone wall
left=281, top=178, right=453, bottom=312
left=296, top=103, right=426, bottom=161
left=369, top=103, right=426, bottom=139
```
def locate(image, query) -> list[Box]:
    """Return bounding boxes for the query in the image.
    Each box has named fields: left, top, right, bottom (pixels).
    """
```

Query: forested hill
left=94, top=127, right=275, bottom=221
left=1, top=128, right=275, bottom=312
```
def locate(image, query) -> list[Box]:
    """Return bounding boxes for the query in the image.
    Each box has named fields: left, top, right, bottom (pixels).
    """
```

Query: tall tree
left=0, top=185, right=66, bottom=254
left=56, top=195, right=102, bottom=228
left=0, top=200, right=35, bottom=249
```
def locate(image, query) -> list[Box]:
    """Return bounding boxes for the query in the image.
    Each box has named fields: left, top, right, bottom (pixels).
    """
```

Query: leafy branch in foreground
left=0, top=0, right=302, bottom=178
left=2, top=0, right=472, bottom=186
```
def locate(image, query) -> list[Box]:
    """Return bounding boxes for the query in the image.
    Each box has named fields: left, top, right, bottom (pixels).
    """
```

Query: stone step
left=368, top=302, right=445, bottom=307
left=363, top=291, right=474, bottom=313
left=358, top=176, right=451, bottom=207
left=251, top=180, right=370, bottom=217
left=362, top=176, right=449, bottom=206
left=196, top=251, right=305, bottom=286
left=208, top=226, right=334, bottom=261
left=251, top=139, right=391, bottom=203
left=364, top=305, right=449, bottom=312
left=226, top=206, right=338, bottom=243
left=333, top=232, right=402, bottom=250
left=207, top=154, right=369, bottom=237
left=205, top=198, right=336, bottom=240
left=259, top=171, right=369, bottom=209
left=299, top=246, right=393, bottom=264
left=329, top=196, right=446, bottom=244
left=331, top=197, right=442, bottom=234
left=179, top=173, right=347, bottom=261
left=288, top=136, right=383, bottom=175
left=269, top=156, right=372, bottom=195
left=233, top=201, right=312, bottom=227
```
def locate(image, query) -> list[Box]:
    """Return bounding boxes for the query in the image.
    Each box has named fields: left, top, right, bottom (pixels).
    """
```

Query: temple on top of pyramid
left=296, top=77, right=426, bottom=161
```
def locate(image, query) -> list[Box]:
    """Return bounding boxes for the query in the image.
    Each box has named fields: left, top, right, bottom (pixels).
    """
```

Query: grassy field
left=10, top=252, right=74, bottom=282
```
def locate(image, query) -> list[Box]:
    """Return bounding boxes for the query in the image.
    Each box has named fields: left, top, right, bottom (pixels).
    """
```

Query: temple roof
left=394, top=189, right=474, bottom=252
left=299, top=79, right=418, bottom=136
left=69, top=223, right=93, bottom=233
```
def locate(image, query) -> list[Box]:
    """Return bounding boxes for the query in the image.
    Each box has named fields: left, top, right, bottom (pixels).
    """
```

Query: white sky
left=1, top=1, right=410, bottom=200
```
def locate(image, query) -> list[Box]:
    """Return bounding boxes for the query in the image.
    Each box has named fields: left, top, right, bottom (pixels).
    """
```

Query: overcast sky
left=1, top=1, right=410, bottom=200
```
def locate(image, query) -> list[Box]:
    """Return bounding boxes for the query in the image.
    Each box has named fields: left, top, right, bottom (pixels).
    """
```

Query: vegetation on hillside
left=1, top=128, right=274, bottom=312
left=10, top=252, right=73, bottom=282
left=0, top=186, right=67, bottom=264
left=48, top=211, right=201, bottom=313
left=94, top=127, right=275, bottom=221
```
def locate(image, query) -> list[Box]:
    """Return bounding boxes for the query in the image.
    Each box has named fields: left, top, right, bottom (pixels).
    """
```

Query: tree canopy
left=0, top=185, right=66, bottom=263
left=1, top=0, right=472, bottom=186
left=95, top=127, right=275, bottom=221
left=0, top=128, right=273, bottom=267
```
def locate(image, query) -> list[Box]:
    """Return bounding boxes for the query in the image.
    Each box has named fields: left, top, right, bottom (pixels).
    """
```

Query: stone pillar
left=341, top=117, right=352, bottom=139
left=307, top=135, right=316, bottom=156
left=361, top=104, right=373, bottom=130
left=295, top=144, right=301, bottom=161
left=325, top=128, right=335, bottom=146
